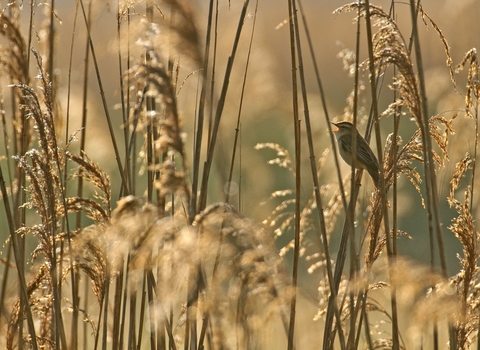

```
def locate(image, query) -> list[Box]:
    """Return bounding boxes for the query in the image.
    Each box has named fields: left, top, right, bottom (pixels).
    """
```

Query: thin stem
left=296, top=0, right=346, bottom=348
left=79, top=0, right=129, bottom=195
left=225, top=0, right=257, bottom=206
left=197, top=0, right=250, bottom=213
left=347, top=6, right=362, bottom=348
left=363, top=1, right=398, bottom=348
left=64, top=1, right=82, bottom=348
left=286, top=0, right=301, bottom=348
left=0, top=165, right=38, bottom=350
left=118, top=0, right=132, bottom=194
left=189, top=0, right=216, bottom=222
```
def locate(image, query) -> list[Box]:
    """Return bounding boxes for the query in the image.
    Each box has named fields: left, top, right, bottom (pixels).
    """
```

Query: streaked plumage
left=331, top=121, right=379, bottom=186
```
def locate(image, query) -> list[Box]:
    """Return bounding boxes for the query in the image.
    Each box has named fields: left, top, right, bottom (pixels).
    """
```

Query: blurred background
left=1, top=2, right=480, bottom=346
left=43, top=0, right=479, bottom=270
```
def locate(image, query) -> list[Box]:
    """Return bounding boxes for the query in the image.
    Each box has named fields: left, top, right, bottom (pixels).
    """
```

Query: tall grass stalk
left=197, top=0, right=250, bottom=213
left=189, top=0, right=214, bottom=223
left=286, top=0, right=301, bottom=348
left=345, top=6, right=362, bottom=348
left=1, top=1, right=480, bottom=349
left=363, top=2, right=399, bottom=348
left=295, top=0, right=347, bottom=348
left=79, top=0, right=128, bottom=195
left=0, top=166, right=38, bottom=350
left=408, top=1, right=449, bottom=348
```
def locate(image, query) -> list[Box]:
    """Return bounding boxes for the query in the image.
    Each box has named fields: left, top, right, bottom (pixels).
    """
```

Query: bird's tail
left=367, top=165, right=379, bottom=187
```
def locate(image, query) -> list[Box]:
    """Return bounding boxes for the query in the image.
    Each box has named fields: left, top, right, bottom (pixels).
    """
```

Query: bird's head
left=331, top=121, right=354, bottom=139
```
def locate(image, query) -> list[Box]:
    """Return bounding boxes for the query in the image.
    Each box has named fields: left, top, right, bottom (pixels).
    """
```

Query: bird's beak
left=331, top=122, right=339, bottom=133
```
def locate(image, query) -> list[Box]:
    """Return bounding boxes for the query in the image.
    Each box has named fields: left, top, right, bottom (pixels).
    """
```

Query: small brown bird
left=331, top=121, right=379, bottom=186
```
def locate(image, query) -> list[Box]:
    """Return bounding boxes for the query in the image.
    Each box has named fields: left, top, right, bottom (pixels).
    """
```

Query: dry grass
left=0, top=0, right=479, bottom=349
